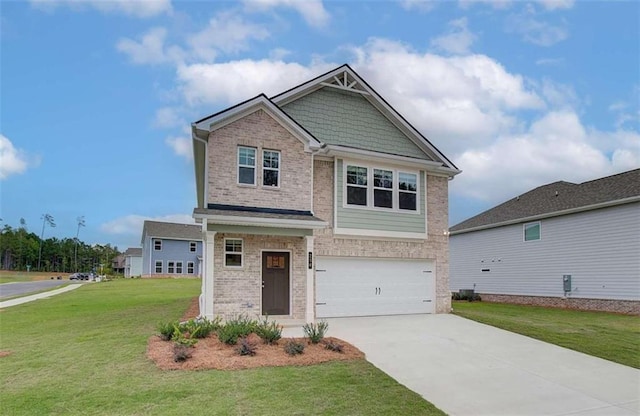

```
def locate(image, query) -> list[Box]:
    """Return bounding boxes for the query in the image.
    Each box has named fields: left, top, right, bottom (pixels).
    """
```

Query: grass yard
left=0, top=270, right=61, bottom=283
left=0, top=279, right=444, bottom=416
left=453, top=301, right=640, bottom=369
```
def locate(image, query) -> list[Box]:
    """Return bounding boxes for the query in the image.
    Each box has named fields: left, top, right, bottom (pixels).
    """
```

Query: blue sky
left=1, top=0, right=638, bottom=250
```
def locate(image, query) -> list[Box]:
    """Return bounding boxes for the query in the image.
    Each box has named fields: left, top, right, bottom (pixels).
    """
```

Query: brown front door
left=262, top=252, right=290, bottom=315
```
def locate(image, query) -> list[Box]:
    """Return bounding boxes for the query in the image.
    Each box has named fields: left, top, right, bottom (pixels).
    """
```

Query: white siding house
left=450, top=169, right=640, bottom=314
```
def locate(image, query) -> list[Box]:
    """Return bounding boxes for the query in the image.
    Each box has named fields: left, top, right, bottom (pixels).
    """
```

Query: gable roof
left=141, top=221, right=202, bottom=244
left=450, top=169, right=640, bottom=234
left=124, top=247, right=142, bottom=257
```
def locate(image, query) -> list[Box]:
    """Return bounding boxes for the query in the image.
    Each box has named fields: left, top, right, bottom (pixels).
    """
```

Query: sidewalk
left=0, top=284, right=83, bottom=308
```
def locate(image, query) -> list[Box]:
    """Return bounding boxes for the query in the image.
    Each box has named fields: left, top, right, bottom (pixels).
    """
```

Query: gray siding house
left=450, top=169, right=640, bottom=314
left=141, top=221, right=203, bottom=278
left=191, top=64, right=460, bottom=322
left=124, top=247, right=142, bottom=278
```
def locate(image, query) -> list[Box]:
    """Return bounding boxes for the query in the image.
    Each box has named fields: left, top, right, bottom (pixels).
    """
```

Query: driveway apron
left=285, top=314, right=640, bottom=416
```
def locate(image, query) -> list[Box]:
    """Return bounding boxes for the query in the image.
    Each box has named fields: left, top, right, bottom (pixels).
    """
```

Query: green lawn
left=0, top=271, right=58, bottom=283
left=453, top=301, right=640, bottom=369
left=0, top=279, right=444, bottom=415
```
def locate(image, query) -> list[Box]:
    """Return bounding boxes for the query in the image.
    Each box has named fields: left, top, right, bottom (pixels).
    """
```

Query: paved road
left=284, top=314, right=640, bottom=416
left=0, top=280, right=74, bottom=299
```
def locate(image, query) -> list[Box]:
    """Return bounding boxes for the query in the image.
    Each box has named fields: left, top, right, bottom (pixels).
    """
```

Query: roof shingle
left=142, top=221, right=202, bottom=241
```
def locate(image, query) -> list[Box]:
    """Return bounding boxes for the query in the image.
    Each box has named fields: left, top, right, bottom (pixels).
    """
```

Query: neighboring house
left=124, top=247, right=142, bottom=278
left=141, top=221, right=203, bottom=278
left=191, top=64, right=460, bottom=322
left=450, top=169, right=640, bottom=314
left=112, top=254, right=125, bottom=275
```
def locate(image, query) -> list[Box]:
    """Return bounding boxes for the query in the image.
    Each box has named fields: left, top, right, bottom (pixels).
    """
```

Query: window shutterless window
left=176, top=262, right=183, bottom=274
left=167, top=261, right=175, bottom=273
left=187, top=261, right=194, bottom=274
left=373, top=169, right=393, bottom=208
left=238, top=147, right=256, bottom=185
left=398, top=172, right=417, bottom=211
left=262, top=150, right=280, bottom=187
left=153, top=239, right=162, bottom=251
left=189, top=241, right=197, bottom=252
left=524, top=222, right=541, bottom=241
left=154, top=261, right=162, bottom=273
left=224, top=239, right=243, bottom=267
left=346, top=165, right=368, bottom=206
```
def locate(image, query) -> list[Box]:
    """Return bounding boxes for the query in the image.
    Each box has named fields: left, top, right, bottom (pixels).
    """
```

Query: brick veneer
left=207, top=109, right=312, bottom=212
left=479, top=294, right=640, bottom=315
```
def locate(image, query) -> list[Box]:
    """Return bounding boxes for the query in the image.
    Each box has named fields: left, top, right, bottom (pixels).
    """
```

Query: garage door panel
left=316, top=257, right=435, bottom=318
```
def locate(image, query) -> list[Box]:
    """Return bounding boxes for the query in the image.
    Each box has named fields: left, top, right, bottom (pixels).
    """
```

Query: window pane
left=238, top=148, right=255, bottom=166
left=347, top=166, right=367, bottom=185
left=225, top=254, right=242, bottom=267
left=399, top=192, right=417, bottom=210
left=347, top=186, right=367, bottom=205
left=399, top=173, right=417, bottom=191
left=524, top=223, right=540, bottom=241
left=263, top=169, right=279, bottom=186
left=374, top=169, right=393, bottom=189
left=374, top=189, right=393, bottom=208
left=225, top=240, right=242, bottom=252
left=238, top=167, right=255, bottom=184
left=263, top=151, right=279, bottom=168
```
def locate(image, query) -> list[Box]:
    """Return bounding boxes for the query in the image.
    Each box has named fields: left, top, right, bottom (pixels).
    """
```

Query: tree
left=37, top=214, right=55, bottom=271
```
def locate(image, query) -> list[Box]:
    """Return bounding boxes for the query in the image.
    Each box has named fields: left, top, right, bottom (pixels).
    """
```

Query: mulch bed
left=147, top=297, right=364, bottom=371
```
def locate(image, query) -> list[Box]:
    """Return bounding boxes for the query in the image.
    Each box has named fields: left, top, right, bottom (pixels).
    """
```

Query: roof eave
left=193, top=213, right=328, bottom=229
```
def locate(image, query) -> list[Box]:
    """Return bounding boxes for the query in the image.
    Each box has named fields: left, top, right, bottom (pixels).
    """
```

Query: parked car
left=69, top=273, right=89, bottom=281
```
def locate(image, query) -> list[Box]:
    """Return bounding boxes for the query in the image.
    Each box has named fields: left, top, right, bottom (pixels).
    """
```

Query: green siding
left=336, top=160, right=426, bottom=233
left=282, top=87, right=430, bottom=159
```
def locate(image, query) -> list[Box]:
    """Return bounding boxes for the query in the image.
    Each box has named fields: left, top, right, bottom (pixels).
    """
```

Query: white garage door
left=315, top=257, right=435, bottom=318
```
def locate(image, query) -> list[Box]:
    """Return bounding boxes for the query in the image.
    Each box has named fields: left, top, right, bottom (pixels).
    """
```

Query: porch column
left=201, top=230, right=217, bottom=320
left=305, top=235, right=315, bottom=323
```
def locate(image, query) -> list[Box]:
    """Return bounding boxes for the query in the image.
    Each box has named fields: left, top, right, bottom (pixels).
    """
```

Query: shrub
left=157, top=321, right=178, bottom=341
left=284, top=339, right=305, bottom=356
left=235, top=337, right=257, bottom=356
left=323, top=339, right=344, bottom=353
left=172, top=326, right=197, bottom=347
left=179, top=317, right=221, bottom=339
left=173, top=344, right=193, bottom=362
left=452, top=290, right=481, bottom=302
left=303, top=321, right=328, bottom=344
left=217, top=315, right=258, bottom=345
left=255, top=318, right=282, bottom=345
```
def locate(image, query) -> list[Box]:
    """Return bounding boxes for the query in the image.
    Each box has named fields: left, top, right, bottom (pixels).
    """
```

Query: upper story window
left=262, top=150, right=280, bottom=187
left=189, top=241, right=197, bottom=252
left=238, top=146, right=256, bottom=185
left=345, top=163, right=419, bottom=212
left=346, top=166, right=368, bottom=206
left=153, top=239, right=162, bottom=251
left=524, top=222, right=541, bottom=241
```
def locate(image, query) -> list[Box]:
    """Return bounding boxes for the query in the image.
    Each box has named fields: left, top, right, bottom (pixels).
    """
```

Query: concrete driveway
left=0, top=280, right=72, bottom=299
left=284, top=314, right=640, bottom=416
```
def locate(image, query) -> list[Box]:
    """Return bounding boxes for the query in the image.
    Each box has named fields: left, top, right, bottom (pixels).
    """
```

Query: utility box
left=563, top=275, right=572, bottom=292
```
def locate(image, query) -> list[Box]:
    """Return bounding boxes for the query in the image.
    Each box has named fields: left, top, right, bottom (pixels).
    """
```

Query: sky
left=1, top=0, right=639, bottom=251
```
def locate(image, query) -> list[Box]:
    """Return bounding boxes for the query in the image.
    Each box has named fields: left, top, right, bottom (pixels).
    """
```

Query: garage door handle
left=316, top=302, right=326, bottom=305
left=423, top=270, right=432, bottom=273
left=422, top=300, right=432, bottom=302
left=316, top=269, right=326, bottom=272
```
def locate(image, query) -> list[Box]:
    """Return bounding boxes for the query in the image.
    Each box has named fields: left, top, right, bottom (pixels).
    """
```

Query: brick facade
left=207, top=109, right=313, bottom=212
left=479, top=294, right=640, bottom=315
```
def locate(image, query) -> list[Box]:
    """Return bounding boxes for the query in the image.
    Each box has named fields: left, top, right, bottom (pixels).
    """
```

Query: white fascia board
left=334, top=227, right=427, bottom=240
left=323, top=145, right=443, bottom=171
left=450, top=196, right=640, bottom=236
left=194, top=96, right=321, bottom=150
left=193, top=213, right=328, bottom=229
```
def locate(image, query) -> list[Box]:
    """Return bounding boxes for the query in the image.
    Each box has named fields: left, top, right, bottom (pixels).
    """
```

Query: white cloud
left=153, top=107, right=183, bottom=129
left=165, top=136, right=193, bottom=161
left=243, top=0, right=330, bottom=28
left=536, top=0, right=574, bottom=11
left=0, top=134, right=36, bottom=180
left=116, top=27, right=184, bottom=65
left=100, top=214, right=195, bottom=236
left=535, top=57, right=564, bottom=66
left=506, top=13, right=568, bottom=46
left=30, top=0, right=172, bottom=18
left=458, top=0, right=512, bottom=10
left=188, top=12, right=270, bottom=62
left=451, top=110, right=639, bottom=203
left=430, top=17, right=477, bottom=55
left=399, top=0, right=438, bottom=13
left=540, top=78, right=578, bottom=109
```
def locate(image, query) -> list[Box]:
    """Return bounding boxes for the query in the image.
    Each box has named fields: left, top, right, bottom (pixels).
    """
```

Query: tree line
left=0, top=223, right=120, bottom=274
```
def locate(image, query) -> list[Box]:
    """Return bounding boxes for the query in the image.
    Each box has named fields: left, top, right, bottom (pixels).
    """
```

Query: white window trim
left=224, top=238, right=244, bottom=268
left=189, top=241, right=197, bottom=252
left=176, top=261, right=183, bottom=274
left=187, top=261, right=195, bottom=274
left=167, top=261, right=176, bottom=274
left=262, top=149, right=281, bottom=188
left=343, top=160, right=421, bottom=214
left=523, top=221, right=542, bottom=242
left=237, top=146, right=257, bottom=186
left=154, top=260, right=163, bottom=274
left=153, top=239, right=162, bottom=251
